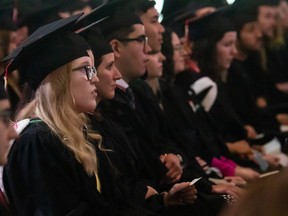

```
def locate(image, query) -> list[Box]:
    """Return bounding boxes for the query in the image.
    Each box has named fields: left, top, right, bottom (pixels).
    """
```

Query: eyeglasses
left=116, top=35, right=148, bottom=51
left=0, top=110, right=11, bottom=127
left=72, top=65, right=97, bottom=81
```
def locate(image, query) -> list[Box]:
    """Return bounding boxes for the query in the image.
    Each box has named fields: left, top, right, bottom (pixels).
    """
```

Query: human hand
left=212, top=184, right=245, bottom=200
left=244, top=125, right=258, bottom=139
left=224, top=176, right=247, bottom=187
left=262, top=154, right=280, bottom=169
left=145, top=186, right=159, bottom=199
left=160, top=153, right=183, bottom=183
left=226, top=140, right=253, bottom=155
left=235, top=166, right=260, bottom=181
left=163, top=182, right=197, bottom=206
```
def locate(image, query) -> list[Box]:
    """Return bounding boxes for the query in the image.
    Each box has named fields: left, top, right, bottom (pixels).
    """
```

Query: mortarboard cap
left=17, top=0, right=61, bottom=34
left=0, top=78, right=8, bottom=100
left=229, top=3, right=258, bottom=31
left=98, top=6, right=143, bottom=37
left=133, top=0, right=156, bottom=13
left=0, top=5, right=16, bottom=31
left=59, top=0, right=90, bottom=13
left=188, top=6, right=236, bottom=41
left=74, top=0, right=122, bottom=31
left=79, top=27, right=113, bottom=61
left=2, top=13, right=91, bottom=90
left=162, top=2, right=216, bottom=38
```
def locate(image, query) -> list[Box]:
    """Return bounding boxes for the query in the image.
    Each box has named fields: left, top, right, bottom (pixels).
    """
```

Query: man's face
left=114, top=24, right=150, bottom=82
left=139, top=7, right=164, bottom=52
left=238, top=21, right=263, bottom=52
left=258, top=5, right=277, bottom=38
left=0, top=99, right=17, bottom=165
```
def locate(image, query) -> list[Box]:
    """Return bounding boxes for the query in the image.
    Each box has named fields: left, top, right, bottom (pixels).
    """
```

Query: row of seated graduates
left=3, top=0, right=287, bottom=215
left=1, top=0, right=244, bottom=216
left=158, top=0, right=288, bottom=183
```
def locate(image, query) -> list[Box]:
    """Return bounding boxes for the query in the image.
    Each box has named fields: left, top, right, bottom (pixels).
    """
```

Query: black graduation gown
left=98, top=80, right=227, bottom=216
left=98, top=80, right=172, bottom=186
left=227, top=58, right=280, bottom=134
left=161, top=71, right=232, bottom=163
left=3, top=120, right=124, bottom=216
left=89, top=114, right=165, bottom=214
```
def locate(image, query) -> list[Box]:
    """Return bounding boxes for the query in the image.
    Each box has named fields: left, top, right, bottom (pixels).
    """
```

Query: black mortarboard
left=233, top=0, right=279, bottom=9
left=98, top=7, right=142, bottom=37
left=74, top=0, right=122, bottom=31
left=133, top=0, right=156, bottom=13
left=162, top=2, right=216, bottom=38
left=0, top=78, right=8, bottom=100
left=79, top=27, right=113, bottom=61
left=59, top=0, right=89, bottom=13
left=0, top=6, right=16, bottom=31
left=17, top=0, right=61, bottom=34
left=2, top=14, right=91, bottom=90
left=229, top=2, right=258, bottom=31
left=189, top=6, right=235, bottom=41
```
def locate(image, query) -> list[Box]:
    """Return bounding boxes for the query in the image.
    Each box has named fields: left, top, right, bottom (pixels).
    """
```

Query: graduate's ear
left=110, top=39, right=121, bottom=58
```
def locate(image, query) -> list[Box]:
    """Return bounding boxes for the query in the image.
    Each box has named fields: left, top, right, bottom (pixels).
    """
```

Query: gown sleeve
left=3, top=124, right=103, bottom=216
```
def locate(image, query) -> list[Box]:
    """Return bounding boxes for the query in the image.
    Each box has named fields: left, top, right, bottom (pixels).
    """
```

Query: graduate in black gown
left=81, top=26, right=201, bottom=215
left=160, top=10, right=261, bottom=181
left=96, top=1, right=245, bottom=215
left=1, top=14, right=138, bottom=216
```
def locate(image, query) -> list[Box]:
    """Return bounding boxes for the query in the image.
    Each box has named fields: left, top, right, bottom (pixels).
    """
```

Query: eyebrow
left=73, top=61, right=91, bottom=69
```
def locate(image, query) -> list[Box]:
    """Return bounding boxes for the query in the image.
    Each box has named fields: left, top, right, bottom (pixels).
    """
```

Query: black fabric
left=3, top=121, right=117, bottom=216
left=226, top=56, right=281, bottom=134
left=74, top=0, right=122, bottom=31
left=80, top=27, right=113, bottom=61
left=188, top=6, right=235, bottom=41
left=99, top=7, right=142, bottom=37
left=161, top=72, right=231, bottom=164
left=0, top=6, right=16, bottom=31
left=89, top=114, right=168, bottom=215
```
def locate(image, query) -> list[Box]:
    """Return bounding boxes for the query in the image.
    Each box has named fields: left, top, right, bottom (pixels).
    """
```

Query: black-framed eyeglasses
left=116, top=35, right=148, bottom=51
left=72, top=65, right=97, bottom=81
left=0, top=110, right=11, bottom=127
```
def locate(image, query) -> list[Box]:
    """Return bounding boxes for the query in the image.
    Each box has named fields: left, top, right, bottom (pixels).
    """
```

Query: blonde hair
left=16, top=63, right=101, bottom=176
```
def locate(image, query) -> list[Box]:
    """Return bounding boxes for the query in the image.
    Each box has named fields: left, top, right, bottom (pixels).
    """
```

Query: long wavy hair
left=16, top=62, right=101, bottom=176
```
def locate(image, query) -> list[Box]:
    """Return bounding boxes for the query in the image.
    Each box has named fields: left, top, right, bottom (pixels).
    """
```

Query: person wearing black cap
left=81, top=27, right=200, bottom=215
left=1, top=14, right=126, bottom=216
left=95, top=4, right=247, bottom=216
left=161, top=8, right=263, bottom=180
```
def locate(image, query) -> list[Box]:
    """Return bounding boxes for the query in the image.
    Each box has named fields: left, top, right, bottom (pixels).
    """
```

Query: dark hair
left=105, top=25, right=135, bottom=43
left=192, top=32, right=224, bottom=81
left=161, top=27, right=175, bottom=85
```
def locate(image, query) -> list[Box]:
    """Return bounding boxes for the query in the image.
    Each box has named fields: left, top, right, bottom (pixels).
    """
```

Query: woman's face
left=216, top=31, right=237, bottom=71
left=146, top=52, right=165, bottom=79
left=96, top=53, right=121, bottom=102
left=172, top=32, right=185, bottom=74
left=0, top=99, right=17, bottom=165
left=70, top=51, right=99, bottom=113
